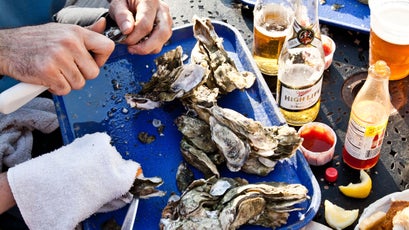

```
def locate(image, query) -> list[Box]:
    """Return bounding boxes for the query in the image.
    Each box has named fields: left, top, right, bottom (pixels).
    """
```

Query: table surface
left=16, top=0, right=409, bottom=229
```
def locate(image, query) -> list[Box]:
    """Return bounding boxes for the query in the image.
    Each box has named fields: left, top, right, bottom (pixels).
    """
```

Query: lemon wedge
left=339, top=170, right=372, bottom=198
left=324, top=200, right=359, bottom=229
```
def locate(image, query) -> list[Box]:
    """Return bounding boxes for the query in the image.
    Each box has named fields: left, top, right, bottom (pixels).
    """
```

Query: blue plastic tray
left=241, top=0, right=370, bottom=33
left=54, top=21, right=320, bottom=230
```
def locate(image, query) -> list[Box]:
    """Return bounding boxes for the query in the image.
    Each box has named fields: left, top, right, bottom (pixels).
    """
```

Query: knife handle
left=0, top=82, right=48, bottom=114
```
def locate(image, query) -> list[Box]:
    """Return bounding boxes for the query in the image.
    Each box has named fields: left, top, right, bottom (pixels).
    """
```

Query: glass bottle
left=276, top=0, right=325, bottom=126
left=252, top=0, right=294, bottom=78
left=342, top=60, right=391, bottom=170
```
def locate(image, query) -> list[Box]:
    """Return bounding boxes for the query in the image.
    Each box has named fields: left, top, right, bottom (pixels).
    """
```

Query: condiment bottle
left=342, top=60, right=391, bottom=170
left=276, top=0, right=325, bottom=126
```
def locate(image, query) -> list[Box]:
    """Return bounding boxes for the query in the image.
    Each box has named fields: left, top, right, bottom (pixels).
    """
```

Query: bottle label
left=287, top=21, right=321, bottom=49
left=344, top=113, right=388, bottom=160
left=278, top=76, right=322, bottom=110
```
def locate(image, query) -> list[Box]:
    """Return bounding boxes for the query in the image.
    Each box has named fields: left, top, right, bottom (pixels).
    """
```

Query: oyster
left=180, top=138, right=220, bottom=178
left=129, top=175, right=166, bottom=199
left=125, top=46, right=207, bottom=110
left=191, top=16, right=256, bottom=93
left=209, top=116, right=251, bottom=172
left=176, top=114, right=223, bottom=179
left=159, top=177, right=308, bottom=230
left=176, top=162, right=195, bottom=192
left=175, top=115, right=217, bottom=153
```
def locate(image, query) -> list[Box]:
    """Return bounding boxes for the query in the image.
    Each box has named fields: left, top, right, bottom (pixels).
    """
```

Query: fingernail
left=120, top=21, right=132, bottom=33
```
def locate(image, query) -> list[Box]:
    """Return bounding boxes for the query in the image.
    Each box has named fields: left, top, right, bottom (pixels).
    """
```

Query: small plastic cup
left=298, top=122, right=337, bottom=166
left=322, top=34, right=336, bottom=70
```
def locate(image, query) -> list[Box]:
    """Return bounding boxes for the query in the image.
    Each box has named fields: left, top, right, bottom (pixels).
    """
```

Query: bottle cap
left=325, top=167, right=338, bottom=182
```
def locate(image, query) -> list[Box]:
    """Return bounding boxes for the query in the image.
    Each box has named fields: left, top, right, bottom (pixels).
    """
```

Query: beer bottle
left=276, top=0, right=325, bottom=126
left=252, top=0, right=294, bottom=77
left=343, top=60, right=391, bottom=170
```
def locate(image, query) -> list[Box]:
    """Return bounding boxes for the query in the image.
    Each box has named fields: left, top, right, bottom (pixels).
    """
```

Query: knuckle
left=51, top=83, right=71, bottom=96
left=137, top=21, right=153, bottom=35
left=86, top=67, right=100, bottom=80
left=71, top=77, right=86, bottom=90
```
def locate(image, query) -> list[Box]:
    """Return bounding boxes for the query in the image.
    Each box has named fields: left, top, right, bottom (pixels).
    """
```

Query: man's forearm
left=0, top=172, right=16, bottom=214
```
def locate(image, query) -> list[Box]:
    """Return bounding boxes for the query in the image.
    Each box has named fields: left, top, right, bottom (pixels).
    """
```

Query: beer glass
left=252, top=0, right=294, bottom=77
left=369, top=0, right=409, bottom=80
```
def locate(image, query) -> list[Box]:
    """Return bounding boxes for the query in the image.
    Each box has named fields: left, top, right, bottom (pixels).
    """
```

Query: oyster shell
left=176, top=162, right=195, bottom=192
left=209, top=116, right=251, bottom=172
left=180, top=138, right=220, bottom=178
left=175, top=115, right=217, bottom=153
left=192, top=16, right=256, bottom=93
left=129, top=176, right=166, bottom=199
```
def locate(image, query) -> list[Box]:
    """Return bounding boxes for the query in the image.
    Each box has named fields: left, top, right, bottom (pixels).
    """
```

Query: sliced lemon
left=324, top=200, right=359, bottom=229
left=339, top=170, right=372, bottom=198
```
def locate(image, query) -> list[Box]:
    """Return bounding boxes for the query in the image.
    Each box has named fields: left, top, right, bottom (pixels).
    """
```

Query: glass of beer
left=252, top=0, right=294, bottom=77
left=369, top=0, right=409, bottom=81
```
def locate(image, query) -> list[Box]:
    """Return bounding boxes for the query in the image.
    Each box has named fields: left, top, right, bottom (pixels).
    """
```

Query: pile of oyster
left=160, top=176, right=308, bottom=230
left=125, top=16, right=302, bottom=177
left=125, top=16, right=256, bottom=109
left=125, top=16, right=307, bottom=229
left=176, top=105, right=302, bottom=177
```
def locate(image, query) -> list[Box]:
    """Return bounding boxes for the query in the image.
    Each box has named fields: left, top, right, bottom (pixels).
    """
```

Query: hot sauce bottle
left=342, top=60, right=391, bottom=170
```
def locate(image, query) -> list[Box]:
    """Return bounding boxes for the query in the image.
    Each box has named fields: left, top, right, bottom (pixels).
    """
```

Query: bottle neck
left=358, top=72, right=390, bottom=105
left=365, top=72, right=389, bottom=88
left=294, top=0, right=319, bottom=27
left=287, top=0, right=321, bottom=49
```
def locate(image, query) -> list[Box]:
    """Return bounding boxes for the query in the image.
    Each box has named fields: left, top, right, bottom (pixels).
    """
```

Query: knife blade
left=121, top=197, right=139, bottom=230
left=104, top=15, right=127, bottom=43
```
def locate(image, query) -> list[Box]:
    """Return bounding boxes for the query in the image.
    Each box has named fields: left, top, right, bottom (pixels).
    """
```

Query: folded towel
left=7, top=132, right=140, bottom=230
left=0, top=97, right=59, bottom=171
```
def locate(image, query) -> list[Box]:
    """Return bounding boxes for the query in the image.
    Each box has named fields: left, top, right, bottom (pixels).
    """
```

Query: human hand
left=0, top=19, right=115, bottom=95
left=109, top=0, right=173, bottom=55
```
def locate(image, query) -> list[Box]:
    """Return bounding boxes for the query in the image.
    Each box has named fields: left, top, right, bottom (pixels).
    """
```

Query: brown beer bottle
left=342, top=60, right=391, bottom=170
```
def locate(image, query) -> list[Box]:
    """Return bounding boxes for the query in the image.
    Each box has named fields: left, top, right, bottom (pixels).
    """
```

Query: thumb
left=87, top=17, right=107, bottom=34
left=109, top=2, right=134, bottom=35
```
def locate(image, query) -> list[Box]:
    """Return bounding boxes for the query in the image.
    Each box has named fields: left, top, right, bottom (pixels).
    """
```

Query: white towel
left=0, top=97, right=59, bottom=171
left=7, top=132, right=140, bottom=230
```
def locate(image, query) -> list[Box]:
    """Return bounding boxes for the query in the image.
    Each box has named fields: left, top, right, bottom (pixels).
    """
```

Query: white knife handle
left=0, top=82, right=48, bottom=114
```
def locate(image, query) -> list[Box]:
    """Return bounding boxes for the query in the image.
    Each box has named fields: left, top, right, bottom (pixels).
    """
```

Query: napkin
left=0, top=97, right=59, bottom=172
left=7, top=132, right=140, bottom=230
left=53, top=5, right=108, bottom=27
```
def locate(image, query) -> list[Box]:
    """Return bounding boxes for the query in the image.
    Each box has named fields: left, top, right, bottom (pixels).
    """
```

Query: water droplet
left=107, top=111, right=115, bottom=118
left=117, top=98, right=123, bottom=103
left=152, top=119, right=162, bottom=127
left=111, top=79, right=121, bottom=90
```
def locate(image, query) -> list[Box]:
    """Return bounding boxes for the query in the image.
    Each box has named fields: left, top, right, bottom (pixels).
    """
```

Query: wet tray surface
left=54, top=21, right=320, bottom=230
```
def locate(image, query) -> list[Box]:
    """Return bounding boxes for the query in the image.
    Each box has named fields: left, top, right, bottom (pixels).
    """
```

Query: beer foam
left=370, top=1, right=409, bottom=45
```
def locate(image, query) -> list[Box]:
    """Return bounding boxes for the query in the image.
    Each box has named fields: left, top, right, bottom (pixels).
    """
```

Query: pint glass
left=252, top=0, right=294, bottom=77
left=369, top=0, right=409, bottom=80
